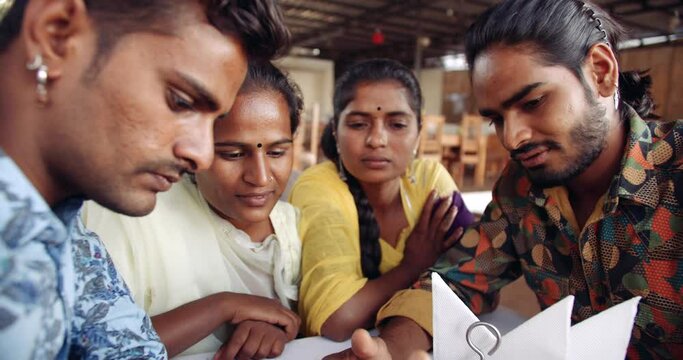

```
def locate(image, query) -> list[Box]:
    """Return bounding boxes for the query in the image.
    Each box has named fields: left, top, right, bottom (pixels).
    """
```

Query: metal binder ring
left=465, top=321, right=502, bottom=360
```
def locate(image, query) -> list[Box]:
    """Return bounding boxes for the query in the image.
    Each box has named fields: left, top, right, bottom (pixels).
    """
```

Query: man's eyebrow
left=174, top=71, right=220, bottom=112
left=479, top=82, right=546, bottom=118
left=501, top=82, right=545, bottom=109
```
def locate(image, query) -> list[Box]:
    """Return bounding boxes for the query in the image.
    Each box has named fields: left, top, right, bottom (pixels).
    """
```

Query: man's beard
left=523, top=96, right=609, bottom=188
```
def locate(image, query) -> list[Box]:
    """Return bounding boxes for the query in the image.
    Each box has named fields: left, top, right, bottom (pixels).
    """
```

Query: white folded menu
left=432, top=272, right=640, bottom=360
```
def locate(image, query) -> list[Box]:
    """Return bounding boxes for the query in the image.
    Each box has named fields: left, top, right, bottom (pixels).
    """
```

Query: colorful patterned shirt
left=421, top=109, right=682, bottom=359
left=0, top=150, right=167, bottom=359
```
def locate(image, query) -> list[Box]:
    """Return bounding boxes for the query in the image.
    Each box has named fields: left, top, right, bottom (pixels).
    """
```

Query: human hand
left=323, top=329, right=391, bottom=360
left=322, top=329, right=430, bottom=360
left=214, top=320, right=289, bottom=360
left=223, top=293, right=300, bottom=341
left=401, top=190, right=463, bottom=272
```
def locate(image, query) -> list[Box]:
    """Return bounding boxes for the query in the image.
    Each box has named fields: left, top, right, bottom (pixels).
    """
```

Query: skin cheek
left=272, top=158, right=292, bottom=198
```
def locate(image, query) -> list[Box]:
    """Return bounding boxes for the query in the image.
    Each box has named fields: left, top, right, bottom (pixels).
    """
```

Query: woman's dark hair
left=0, top=0, right=291, bottom=70
left=464, top=0, right=655, bottom=120
left=240, top=61, right=303, bottom=135
left=320, top=58, right=422, bottom=279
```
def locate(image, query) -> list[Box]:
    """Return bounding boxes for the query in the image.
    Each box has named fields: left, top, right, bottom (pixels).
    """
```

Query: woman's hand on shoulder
left=401, top=190, right=463, bottom=272
left=214, top=320, right=289, bottom=360
left=221, top=293, right=300, bottom=341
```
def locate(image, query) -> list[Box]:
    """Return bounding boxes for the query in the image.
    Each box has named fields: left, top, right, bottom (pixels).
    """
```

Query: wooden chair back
left=417, top=114, right=446, bottom=161
left=293, top=103, right=322, bottom=171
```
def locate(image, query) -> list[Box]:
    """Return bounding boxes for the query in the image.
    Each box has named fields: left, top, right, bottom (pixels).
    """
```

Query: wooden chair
left=417, top=114, right=446, bottom=162
left=452, top=114, right=488, bottom=187
left=293, top=103, right=322, bottom=171
left=485, top=133, right=510, bottom=182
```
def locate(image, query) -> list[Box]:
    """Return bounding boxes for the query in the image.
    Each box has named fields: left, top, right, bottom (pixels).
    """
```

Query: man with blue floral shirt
left=0, top=0, right=291, bottom=358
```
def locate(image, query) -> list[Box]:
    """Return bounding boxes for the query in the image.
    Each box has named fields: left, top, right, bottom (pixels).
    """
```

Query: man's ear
left=584, top=42, right=620, bottom=98
left=21, top=0, right=91, bottom=80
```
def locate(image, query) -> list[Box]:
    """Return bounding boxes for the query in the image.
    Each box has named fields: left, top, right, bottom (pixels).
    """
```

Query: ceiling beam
left=292, top=0, right=428, bottom=46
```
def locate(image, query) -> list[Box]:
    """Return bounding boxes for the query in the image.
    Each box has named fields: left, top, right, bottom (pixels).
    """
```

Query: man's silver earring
left=26, top=54, right=49, bottom=104
left=614, top=87, right=620, bottom=111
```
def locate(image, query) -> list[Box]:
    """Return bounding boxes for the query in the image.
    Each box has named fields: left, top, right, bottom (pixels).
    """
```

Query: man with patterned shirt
left=0, top=0, right=292, bottom=358
left=324, top=1, right=681, bottom=360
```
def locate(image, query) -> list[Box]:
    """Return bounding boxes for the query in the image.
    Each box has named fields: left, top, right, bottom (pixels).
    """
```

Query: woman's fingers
left=438, top=197, right=458, bottom=234
left=443, top=227, right=464, bottom=250
left=432, top=193, right=453, bottom=224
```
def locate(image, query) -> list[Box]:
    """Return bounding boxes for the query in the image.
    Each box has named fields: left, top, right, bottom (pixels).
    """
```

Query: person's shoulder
left=645, top=119, right=683, bottom=169
left=296, top=160, right=339, bottom=182
left=290, top=160, right=347, bottom=200
left=409, top=158, right=451, bottom=185
left=273, top=200, right=297, bottom=219
left=411, top=157, right=445, bottom=175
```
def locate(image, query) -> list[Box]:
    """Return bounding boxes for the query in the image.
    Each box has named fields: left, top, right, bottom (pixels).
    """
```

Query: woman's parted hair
left=464, top=0, right=656, bottom=120
left=240, top=61, right=303, bottom=135
left=320, top=58, right=423, bottom=280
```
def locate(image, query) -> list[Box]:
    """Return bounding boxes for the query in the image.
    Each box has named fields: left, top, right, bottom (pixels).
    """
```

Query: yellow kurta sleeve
left=291, top=159, right=459, bottom=336
left=290, top=161, right=367, bottom=335
left=376, top=289, right=433, bottom=335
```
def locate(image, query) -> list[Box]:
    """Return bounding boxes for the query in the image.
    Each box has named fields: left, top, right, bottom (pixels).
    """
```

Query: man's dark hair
left=465, top=0, right=655, bottom=120
left=320, top=58, right=423, bottom=280
left=0, top=0, right=291, bottom=66
left=240, top=61, right=303, bottom=135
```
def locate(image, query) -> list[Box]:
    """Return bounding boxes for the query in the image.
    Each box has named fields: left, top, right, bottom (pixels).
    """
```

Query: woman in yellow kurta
left=289, top=59, right=474, bottom=357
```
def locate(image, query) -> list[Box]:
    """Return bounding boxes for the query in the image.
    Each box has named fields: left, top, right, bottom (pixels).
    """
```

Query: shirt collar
left=0, top=149, right=83, bottom=247
left=608, top=106, right=659, bottom=211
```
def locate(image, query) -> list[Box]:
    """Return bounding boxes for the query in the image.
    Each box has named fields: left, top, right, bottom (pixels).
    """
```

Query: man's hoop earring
left=26, top=54, right=49, bottom=104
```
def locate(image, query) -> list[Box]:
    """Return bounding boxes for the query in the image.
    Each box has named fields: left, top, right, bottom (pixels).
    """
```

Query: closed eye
left=346, top=121, right=368, bottom=130
left=167, top=88, right=195, bottom=112
left=390, top=121, right=408, bottom=130
left=267, top=149, right=288, bottom=158
left=522, top=97, right=544, bottom=112
left=217, top=151, right=244, bottom=160
left=487, top=115, right=503, bottom=127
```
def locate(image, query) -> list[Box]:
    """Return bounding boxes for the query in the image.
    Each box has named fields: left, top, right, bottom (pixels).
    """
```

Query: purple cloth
left=433, top=192, right=475, bottom=238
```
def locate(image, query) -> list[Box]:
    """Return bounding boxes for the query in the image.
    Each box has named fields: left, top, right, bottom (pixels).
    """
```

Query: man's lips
left=149, top=172, right=180, bottom=192
left=513, top=146, right=550, bottom=168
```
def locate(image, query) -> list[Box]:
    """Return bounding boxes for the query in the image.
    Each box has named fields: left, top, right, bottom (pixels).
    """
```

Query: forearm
left=321, top=264, right=421, bottom=341
left=151, top=292, right=232, bottom=357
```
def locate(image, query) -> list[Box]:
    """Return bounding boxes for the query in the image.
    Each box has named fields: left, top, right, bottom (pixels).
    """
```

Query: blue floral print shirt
left=0, top=150, right=166, bottom=359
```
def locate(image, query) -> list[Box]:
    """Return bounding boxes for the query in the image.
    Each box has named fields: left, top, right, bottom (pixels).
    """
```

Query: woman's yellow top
left=289, top=158, right=457, bottom=336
